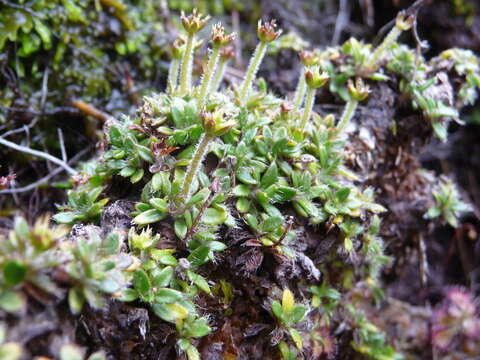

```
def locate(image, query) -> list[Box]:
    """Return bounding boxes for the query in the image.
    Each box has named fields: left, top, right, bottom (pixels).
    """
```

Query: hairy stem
left=176, top=133, right=213, bottom=210
left=197, top=45, right=221, bottom=108
left=293, top=68, right=306, bottom=111
left=365, top=25, right=402, bottom=70
left=239, top=41, right=268, bottom=105
left=336, top=99, right=358, bottom=134
left=167, top=57, right=180, bottom=93
left=299, top=86, right=316, bottom=132
left=179, top=33, right=195, bottom=95
left=210, top=57, right=228, bottom=92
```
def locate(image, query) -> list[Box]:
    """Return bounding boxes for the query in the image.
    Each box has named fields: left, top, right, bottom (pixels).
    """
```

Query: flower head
left=220, top=46, right=235, bottom=61
left=395, top=13, right=415, bottom=31
left=299, top=50, right=319, bottom=67
left=170, top=38, right=184, bottom=59
left=432, top=287, right=480, bottom=351
left=257, top=19, right=282, bottom=43
left=0, top=173, right=15, bottom=190
left=201, top=109, right=236, bottom=137
left=305, top=68, right=329, bottom=89
left=181, top=9, right=210, bottom=35
left=211, top=23, right=236, bottom=47
left=347, top=78, right=370, bottom=101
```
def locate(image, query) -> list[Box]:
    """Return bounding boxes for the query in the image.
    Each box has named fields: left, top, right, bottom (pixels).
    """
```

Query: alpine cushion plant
left=46, top=8, right=480, bottom=359
left=271, top=289, right=307, bottom=351
left=425, top=178, right=472, bottom=228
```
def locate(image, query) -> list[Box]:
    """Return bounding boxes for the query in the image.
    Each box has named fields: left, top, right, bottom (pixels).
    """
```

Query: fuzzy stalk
left=167, top=57, right=180, bottom=93
left=197, top=45, right=221, bottom=108
left=239, top=41, right=268, bottom=105
left=299, top=86, right=316, bottom=132
left=176, top=133, right=213, bottom=209
left=336, top=99, right=358, bottom=134
left=210, top=57, right=229, bottom=92
left=293, top=67, right=306, bottom=111
left=365, top=25, right=402, bottom=71
left=179, top=33, right=195, bottom=95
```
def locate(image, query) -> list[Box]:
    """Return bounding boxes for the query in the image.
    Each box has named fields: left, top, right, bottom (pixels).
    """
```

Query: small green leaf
left=3, top=261, right=27, bottom=286
left=186, top=188, right=211, bottom=207
left=208, top=241, right=226, bottom=251
left=289, top=328, right=303, bottom=350
left=237, top=167, right=257, bottom=185
left=271, top=300, right=283, bottom=321
left=99, top=278, right=120, bottom=294
left=187, top=270, right=211, bottom=294
left=152, top=173, right=163, bottom=191
left=155, top=288, right=184, bottom=303
left=34, top=19, right=51, bottom=49
left=150, top=250, right=178, bottom=266
left=185, top=317, right=211, bottom=338
left=133, top=209, right=166, bottom=225
left=187, top=246, right=210, bottom=269
left=117, top=288, right=138, bottom=302
left=174, top=218, right=188, bottom=239
left=291, top=305, right=306, bottom=323
left=336, top=187, right=351, bottom=202
left=426, top=206, right=442, bottom=219
left=282, top=289, right=295, bottom=314
left=149, top=198, right=168, bottom=212
left=236, top=198, right=251, bottom=213
left=432, top=121, right=447, bottom=142
left=260, top=216, right=282, bottom=233
left=151, top=303, right=189, bottom=322
left=109, top=125, right=123, bottom=147
left=232, top=184, right=250, bottom=197
left=53, top=211, right=79, bottom=224
left=119, top=167, right=136, bottom=177
left=101, top=232, right=120, bottom=255
left=133, top=269, right=151, bottom=296
left=135, top=202, right=151, bottom=212
left=130, top=169, right=145, bottom=183
left=260, top=163, right=278, bottom=188
left=186, top=344, right=200, bottom=360
left=151, top=266, right=174, bottom=287
left=68, top=288, right=85, bottom=315
left=271, top=186, right=296, bottom=203
left=0, top=290, right=25, bottom=313
left=245, top=214, right=258, bottom=229
left=137, top=145, right=154, bottom=162
left=202, top=208, right=227, bottom=225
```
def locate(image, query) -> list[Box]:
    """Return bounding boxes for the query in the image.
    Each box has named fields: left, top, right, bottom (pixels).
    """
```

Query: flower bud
left=257, top=19, right=282, bottom=43
left=299, top=50, right=318, bottom=67
left=280, top=102, right=293, bottom=114
left=220, top=46, right=235, bottom=60
left=170, top=39, right=184, bottom=59
left=181, top=9, right=210, bottom=35
left=305, top=68, right=329, bottom=89
left=347, top=78, right=370, bottom=101
left=211, top=23, right=236, bottom=47
left=201, top=109, right=236, bottom=137
left=324, top=114, right=335, bottom=127
left=395, top=13, right=415, bottom=31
